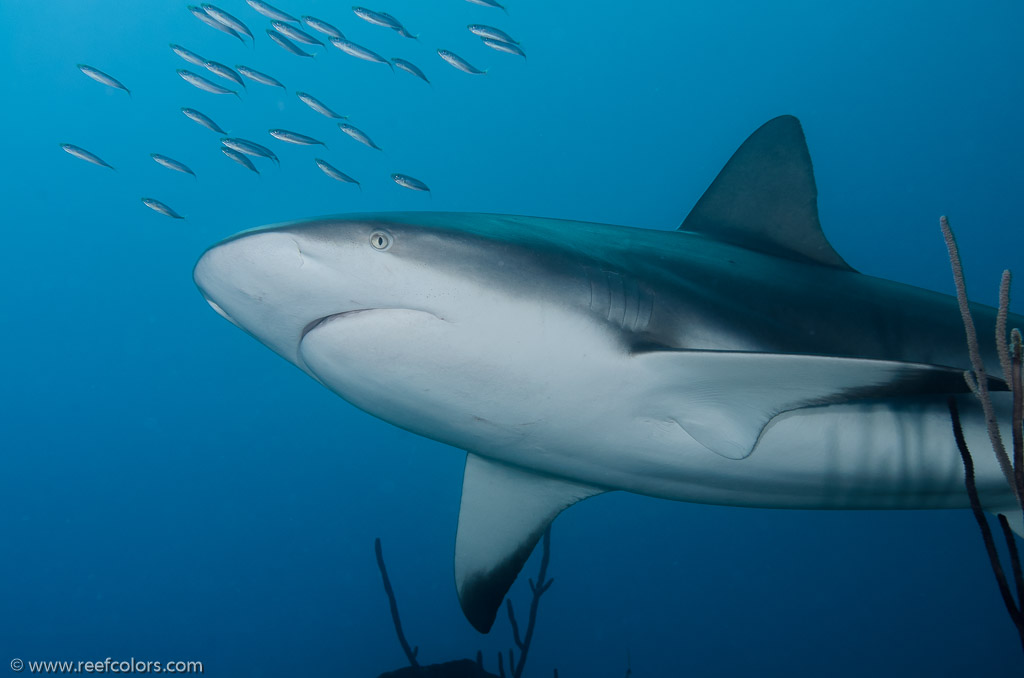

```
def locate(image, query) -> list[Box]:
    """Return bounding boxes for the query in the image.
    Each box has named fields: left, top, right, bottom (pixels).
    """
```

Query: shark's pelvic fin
left=455, top=453, right=603, bottom=633
left=680, top=115, right=854, bottom=272
left=641, top=350, right=997, bottom=460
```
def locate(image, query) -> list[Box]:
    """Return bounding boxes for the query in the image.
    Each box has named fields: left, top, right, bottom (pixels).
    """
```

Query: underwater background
left=3, top=0, right=1024, bottom=675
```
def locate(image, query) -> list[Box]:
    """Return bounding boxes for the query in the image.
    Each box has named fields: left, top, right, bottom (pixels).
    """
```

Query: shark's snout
left=193, top=230, right=334, bottom=367
left=194, top=230, right=304, bottom=297
left=193, top=245, right=234, bottom=321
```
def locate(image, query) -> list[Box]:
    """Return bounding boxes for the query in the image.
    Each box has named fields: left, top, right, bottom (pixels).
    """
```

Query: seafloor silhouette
left=374, top=532, right=554, bottom=678
left=378, top=659, right=500, bottom=678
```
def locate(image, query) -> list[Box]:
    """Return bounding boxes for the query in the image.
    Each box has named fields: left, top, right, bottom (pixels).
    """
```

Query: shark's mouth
left=299, top=310, right=377, bottom=343
left=299, top=307, right=447, bottom=346
left=297, top=307, right=450, bottom=389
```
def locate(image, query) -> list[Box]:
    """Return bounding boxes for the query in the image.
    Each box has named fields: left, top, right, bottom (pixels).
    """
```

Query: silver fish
left=267, top=29, right=315, bottom=57
left=330, top=37, right=391, bottom=67
left=60, top=143, right=115, bottom=170
left=482, top=38, right=526, bottom=59
left=352, top=8, right=417, bottom=38
left=141, top=198, right=185, bottom=219
left=222, top=146, right=260, bottom=174
left=246, top=0, right=297, bottom=23
left=204, top=60, right=246, bottom=89
left=465, top=0, right=507, bottom=12
left=467, top=24, right=518, bottom=44
left=77, top=64, right=130, bottom=96
left=201, top=4, right=254, bottom=42
left=188, top=5, right=245, bottom=43
left=302, top=15, right=343, bottom=39
left=381, top=12, right=417, bottom=38
left=151, top=153, right=196, bottom=178
left=221, top=137, right=280, bottom=164
left=271, top=20, right=324, bottom=47
left=181, top=107, right=226, bottom=134
left=296, top=91, right=346, bottom=118
left=269, top=128, right=326, bottom=146
left=169, top=44, right=207, bottom=68
left=178, top=69, right=240, bottom=97
left=392, top=58, right=429, bottom=84
left=352, top=6, right=394, bottom=27
left=391, top=173, right=430, bottom=192
left=237, top=65, right=286, bottom=88
left=338, top=123, right=381, bottom=151
left=315, top=158, right=360, bottom=188
left=437, top=49, right=486, bottom=74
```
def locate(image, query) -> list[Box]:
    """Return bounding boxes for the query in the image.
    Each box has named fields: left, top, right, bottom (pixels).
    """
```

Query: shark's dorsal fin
left=640, top=349, right=1004, bottom=460
left=455, top=453, right=603, bottom=633
left=680, top=115, right=854, bottom=271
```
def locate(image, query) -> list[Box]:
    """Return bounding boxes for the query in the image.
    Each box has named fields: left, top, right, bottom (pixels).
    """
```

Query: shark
left=193, top=115, right=1021, bottom=633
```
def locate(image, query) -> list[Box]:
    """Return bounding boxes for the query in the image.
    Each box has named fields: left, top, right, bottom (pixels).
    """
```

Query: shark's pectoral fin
left=455, top=453, right=603, bottom=633
left=641, top=350, right=998, bottom=460
left=989, top=504, right=1024, bottom=538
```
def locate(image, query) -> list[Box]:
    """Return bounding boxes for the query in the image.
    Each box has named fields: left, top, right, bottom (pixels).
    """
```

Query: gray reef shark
left=193, top=116, right=1020, bottom=633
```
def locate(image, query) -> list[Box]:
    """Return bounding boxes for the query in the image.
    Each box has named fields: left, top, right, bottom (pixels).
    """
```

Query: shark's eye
left=370, top=231, right=391, bottom=251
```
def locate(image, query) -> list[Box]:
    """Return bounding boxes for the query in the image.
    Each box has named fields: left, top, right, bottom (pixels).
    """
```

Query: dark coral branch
left=942, top=216, right=1016, bottom=491
left=999, top=514, right=1024, bottom=608
left=948, top=398, right=1024, bottom=647
left=509, top=527, right=553, bottom=678
left=375, top=538, right=420, bottom=668
left=1012, top=330, right=1024, bottom=506
left=997, top=271, right=1013, bottom=381
left=507, top=600, right=523, bottom=650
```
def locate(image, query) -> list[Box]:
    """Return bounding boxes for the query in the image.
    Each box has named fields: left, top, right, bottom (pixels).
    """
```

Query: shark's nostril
left=206, top=298, right=236, bottom=325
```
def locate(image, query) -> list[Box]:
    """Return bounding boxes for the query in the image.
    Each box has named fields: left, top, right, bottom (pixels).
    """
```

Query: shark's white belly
left=507, top=393, right=1016, bottom=512
left=297, top=305, right=1015, bottom=514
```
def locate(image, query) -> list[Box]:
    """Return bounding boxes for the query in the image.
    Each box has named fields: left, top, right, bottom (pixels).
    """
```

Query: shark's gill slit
left=624, top=276, right=640, bottom=331
left=636, top=290, right=653, bottom=333
left=606, top=271, right=625, bottom=326
left=588, top=268, right=611, bottom=319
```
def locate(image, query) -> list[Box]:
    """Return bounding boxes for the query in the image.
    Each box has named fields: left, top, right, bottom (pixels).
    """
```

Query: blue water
left=3, top=0, right=1024, bottom=675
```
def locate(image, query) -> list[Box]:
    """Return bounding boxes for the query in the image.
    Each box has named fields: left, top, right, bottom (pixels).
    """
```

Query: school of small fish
left=65, top=0, right=527, bottom=220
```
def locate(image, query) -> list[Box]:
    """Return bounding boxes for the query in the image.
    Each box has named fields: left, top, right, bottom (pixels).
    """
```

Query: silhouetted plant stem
left=942, top=216, right=1017, bottom=495
left=1012, top=330, right=1024, bottom=501
left=997, top=271, right=1013, bottom=380
left=948, top=398, right=1024, bottom=651
left=374, top=538, right=420, bottom=668
left=506, top=526, right=554, bottom=678
left=1000, top=514, right=1024, bottom=607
